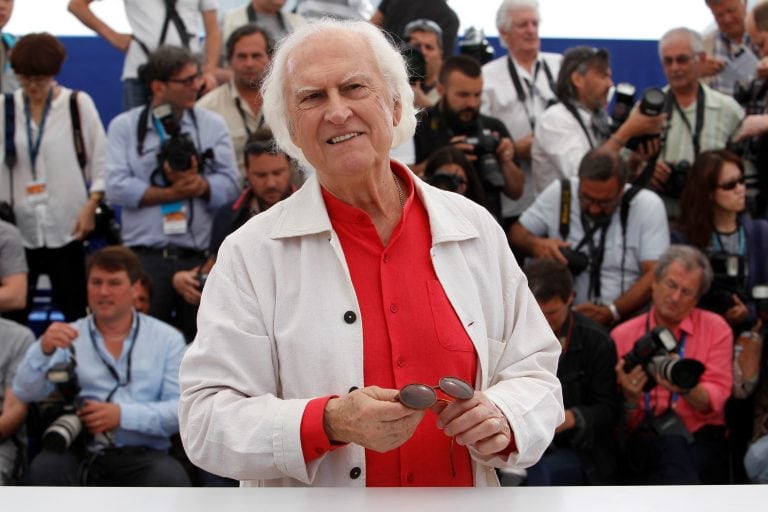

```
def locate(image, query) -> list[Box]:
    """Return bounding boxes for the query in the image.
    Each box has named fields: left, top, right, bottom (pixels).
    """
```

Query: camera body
left=698, top=252, right=745, bottom=315
left=43, top=360, right=84, bottom=453
left=610, top=84, right=666, bottom=151
left=157, top=132, right=199, bottom=173
left=400, top=43, right=427, bottom=85
left=426, top=169, right=464, bottom=193
left=458, top=27, right=495, bottom=65
left=623, top=327, right=705, bottom=391
left=465, top=129, right=505, bottom=188
left=660, top=160, right=691, bottom=199
left=560, top=247, right=589, bottom=276
left=734, top=79, right=768, bottom=115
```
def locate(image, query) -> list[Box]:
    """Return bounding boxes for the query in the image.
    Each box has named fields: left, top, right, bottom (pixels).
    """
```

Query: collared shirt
left=0, top=88, right=106, bottom=249
left=197, top=80, right=265, bottom=178
left=105, top=105, right=241, bottom=250
left=703, top=29, right=760, bottom=96
left=221, top=5, right=307, bottom=46
left=13, top=312, right=187, bottom=451
left=519, top=177, right=669, bottom=305
left=611, top=308, right=733, bottom=434
left=532, top=102, right=597, bottom=195
left=482, top=52, right=561, bottom=218
left=300, top=168, right=476, bottom=486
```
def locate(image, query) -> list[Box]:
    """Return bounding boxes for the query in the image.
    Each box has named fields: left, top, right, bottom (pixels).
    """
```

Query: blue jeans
left=122, top=78, right=149, bottom=111
left=745, top=435, right=768, bottom=483
left=526, top=447, right=585, bottom=486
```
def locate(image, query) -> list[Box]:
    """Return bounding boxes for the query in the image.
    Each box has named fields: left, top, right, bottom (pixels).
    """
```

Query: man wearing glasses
left=612, top=245, right=733, bottom=484
left=652, top=28, right=743, bottom=214
left=510, top=149, right=669, bottom=326
left=531, top=46, right=665, bottom=195
left=105, top=46, right=240, bottom=342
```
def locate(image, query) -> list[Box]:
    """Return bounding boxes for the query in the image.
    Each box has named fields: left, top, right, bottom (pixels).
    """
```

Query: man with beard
left=532, top=46, right=665, bottom=194
left=510, top=149, right=669, bottom=327
left=198, top=24, right=272, bottom=178
left=413, top=55, right=523, bottom=222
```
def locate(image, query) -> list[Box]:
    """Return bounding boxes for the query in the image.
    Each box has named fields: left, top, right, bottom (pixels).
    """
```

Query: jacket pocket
left=426, top=279, right=475, bottom=353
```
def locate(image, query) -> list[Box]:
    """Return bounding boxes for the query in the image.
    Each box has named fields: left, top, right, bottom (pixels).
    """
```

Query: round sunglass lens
left=398, top=383, right=437, bottom=410
left=439, top=377, right=474, bottom=400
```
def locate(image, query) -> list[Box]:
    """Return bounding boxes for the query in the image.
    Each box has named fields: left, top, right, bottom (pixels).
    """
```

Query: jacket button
left=348, top=386, right=359, bottom=393
left=344, top=311, right=357, bottom=324
left=349, top=467, right=362, bottom=479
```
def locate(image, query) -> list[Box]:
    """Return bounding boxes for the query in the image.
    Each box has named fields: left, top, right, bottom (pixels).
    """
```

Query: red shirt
left=300, top=165, right=477, bottom=486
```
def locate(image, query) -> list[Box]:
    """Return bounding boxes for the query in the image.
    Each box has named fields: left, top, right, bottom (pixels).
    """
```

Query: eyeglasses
left=716, top=176, right=746, bottom=191
left=397, top=376, right=474, bottom=479
left=662, top=54, right=696, bottom=66
left=578, top=190, right=620, bottom=209
left=18, top=75, right=53, bottom=86
left=404, top=18, right=444, bottom=39
left=166, top=72, right=203, bottom=87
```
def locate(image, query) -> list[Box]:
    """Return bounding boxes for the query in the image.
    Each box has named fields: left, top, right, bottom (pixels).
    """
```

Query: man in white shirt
left=221, top=0, right=306, bottom=46
left=67, top=0, right=222, bottom=110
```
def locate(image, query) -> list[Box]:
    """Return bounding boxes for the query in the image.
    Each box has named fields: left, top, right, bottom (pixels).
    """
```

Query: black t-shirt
left=377, top=0, right=459, bottom=55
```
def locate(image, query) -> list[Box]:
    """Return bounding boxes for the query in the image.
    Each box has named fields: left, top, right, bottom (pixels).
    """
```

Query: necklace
left=393, top=172, right=405, bottom=210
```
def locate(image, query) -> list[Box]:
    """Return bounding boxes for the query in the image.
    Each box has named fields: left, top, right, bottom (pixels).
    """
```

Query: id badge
left=726, top=255, right=739, bottom=277
left=26, top=180, right=49, bottom=206
left=161, top=201, right=188, bottom=235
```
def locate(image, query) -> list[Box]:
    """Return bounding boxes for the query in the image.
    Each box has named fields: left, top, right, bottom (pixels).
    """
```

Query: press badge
left=161, top=202, right=188, bottom=235
left=25, top=180, right=49, bottom=206
left=726, top=255, right=739, bottom=277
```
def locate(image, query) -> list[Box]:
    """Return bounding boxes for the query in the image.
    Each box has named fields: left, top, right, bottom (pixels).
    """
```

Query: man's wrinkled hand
left=433, top=391, right=513, bottom=456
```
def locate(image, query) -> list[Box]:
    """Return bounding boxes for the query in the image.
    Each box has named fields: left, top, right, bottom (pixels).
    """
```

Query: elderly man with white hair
left=178, top=19, right=563, bottom=488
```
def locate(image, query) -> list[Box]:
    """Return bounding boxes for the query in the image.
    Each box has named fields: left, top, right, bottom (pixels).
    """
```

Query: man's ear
left=392, top=97, right=402, bottom=127
left=149, top=79, right=165, bottom=100
left=570, top=70, right=584, bottom=92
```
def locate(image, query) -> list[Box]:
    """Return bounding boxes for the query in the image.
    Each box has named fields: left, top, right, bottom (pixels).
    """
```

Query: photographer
left=12, top=246, right=189, bottom=486
left=531, top=46, right=666, bottom=195
left=105, top=45, right=240, bottom=342
left=652, top=28, right=744, bottom=217
left=412, top=55, right=524, bottom=223
left=510, top=149, right=669, bottom=327
left=612, top=245, right=733, bottom=484
left=403, top=18, right=444, bottom=108
left=422, top=146, right=487, bottom=208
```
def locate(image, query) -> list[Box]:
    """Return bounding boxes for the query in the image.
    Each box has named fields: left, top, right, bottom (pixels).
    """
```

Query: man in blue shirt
left=106, top=45, right=240, bottom=341
left=13, top=246, right=189, bottom=486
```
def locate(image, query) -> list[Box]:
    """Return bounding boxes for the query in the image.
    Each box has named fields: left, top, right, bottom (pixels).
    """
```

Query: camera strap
left=88, top=314, right=141, bottom=403
left=668, top=85, right=705, bottom=158
left=562, top=101, right=596, bottom=149
left=578, top=212, right=609, bottom=301
left=506, top=57, right=555, bottom=132
left=642, top=313, right=687, bottom=416
left=247, top=4, right=288, bottom=33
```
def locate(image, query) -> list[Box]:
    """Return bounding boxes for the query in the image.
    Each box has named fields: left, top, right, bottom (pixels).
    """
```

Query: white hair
left=496, top=0, right=540, bottom=48
left=261, top=19, right=417, bottom=170
left=659, top=27, right=705, bottom=58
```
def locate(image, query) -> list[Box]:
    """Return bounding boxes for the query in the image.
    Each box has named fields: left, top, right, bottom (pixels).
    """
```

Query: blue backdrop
left=55, top=35, right=667, bottom=127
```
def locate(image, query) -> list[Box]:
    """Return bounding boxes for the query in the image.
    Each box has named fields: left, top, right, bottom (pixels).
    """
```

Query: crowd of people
left=0, top=0, right=767, bottom=489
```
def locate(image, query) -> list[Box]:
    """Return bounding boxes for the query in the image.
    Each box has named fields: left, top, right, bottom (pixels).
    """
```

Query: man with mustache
left=197, top=24, right=272, bottom=178
left=412, top=55, right=523, bottom=223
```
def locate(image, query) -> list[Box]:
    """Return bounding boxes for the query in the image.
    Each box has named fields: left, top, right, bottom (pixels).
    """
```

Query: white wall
left=6, top=0, right=717, bottom=40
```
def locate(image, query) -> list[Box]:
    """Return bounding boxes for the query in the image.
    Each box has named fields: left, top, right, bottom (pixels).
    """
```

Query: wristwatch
left=607, top=302, right=621, bottom=322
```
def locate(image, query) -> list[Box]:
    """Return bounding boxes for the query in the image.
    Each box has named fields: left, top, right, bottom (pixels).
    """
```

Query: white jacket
left=179, top=163, right=564, bottom=487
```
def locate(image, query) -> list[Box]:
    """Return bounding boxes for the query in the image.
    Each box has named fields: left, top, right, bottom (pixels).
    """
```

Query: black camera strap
left=642, top=313, right=688, bottom=416
left=88, top=315, right=140, bottom=403
left=506, top=57, right=555, bottom=132
left=131, top=0, right=191, bottom=58
left=667, top=85, right=705, bottom=158
left=578, top=212, right=609, bottom=301
left=562, top=101, right=596, bottom=149
left=247, top=4, right=288, bottom=33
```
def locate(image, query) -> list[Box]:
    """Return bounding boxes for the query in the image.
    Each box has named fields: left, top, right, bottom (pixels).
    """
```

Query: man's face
left=660, top=34, right=701, bottom=94
left=155, top=62, right=203, bottom=110
left=0, top=0, right=13, bottom=29
left=231, top=32, right=270, bottom=90
left=500, top=7, right=540, bottom=57
left=652, top=260, right=703, bottom=327
left=285, top=31, right=401, bottom=178
left=88, top=267, right=139, bottom=325
left=537, top=294, right=573, bottom=334
left=572, top=63, right=613, bottom=111
left=133, top=283, right=151, bottom=315
left=246, top=151, right=292, bottom=209
left=407, top=30, right=443, bottom=80
left=708, top=0, right=747, bottom=40
left=441, top=71, right=483, bottom=123
left=747, top=12, right=768, bottom=56
left=578, top=175, right=623, bottom=221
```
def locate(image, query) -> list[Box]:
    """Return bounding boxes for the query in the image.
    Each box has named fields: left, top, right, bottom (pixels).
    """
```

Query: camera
left=157, top=133, right=199, bottom=173
left=623, top=327, right=705, bottom=391
left=426, top=169, right=464, bottom=193
left=465, top=129, right=505, bottom=188
left=559, top=247, right=589, bottom=276
left=458, top=26, right=495, bottom=65
left=610, top=84, right=666, bottom=150
left=400, top=43, right=427, bottom=85
left=733, top=79, right=768, bottom=115
left=698, top=252, right=745, bottom=315
left=660, top=160, right=691, bottom=199
left=42, top=360, right=83, bottom=453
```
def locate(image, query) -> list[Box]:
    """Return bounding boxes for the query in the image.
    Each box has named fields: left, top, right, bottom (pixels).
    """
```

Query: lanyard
left=642, top=313, right=687, bottom=417
left=88, top=314, right=140, bottom=403
left=563, top=101, right=595, bottom=149
left=506, top=57, right=553, bottom=132
left=575, top=213, right=609, bottom=300
left=712, top=224, right=745, bottom=255
left=669, top=85, right=705, bottom=158
left=24, top=87, right=54, bottom=181
left=233, top=86, right=265, bottom=138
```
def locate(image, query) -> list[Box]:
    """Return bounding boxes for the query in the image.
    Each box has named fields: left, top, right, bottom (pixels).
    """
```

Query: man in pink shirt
left=612, top=245, right=733, bottom=484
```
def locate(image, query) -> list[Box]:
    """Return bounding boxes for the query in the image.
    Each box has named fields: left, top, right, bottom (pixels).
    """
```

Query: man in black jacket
left=523, top=258, right=620, bottom=484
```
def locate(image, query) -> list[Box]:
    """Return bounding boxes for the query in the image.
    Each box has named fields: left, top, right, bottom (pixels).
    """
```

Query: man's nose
left=324, top=91, right=351, bottom=124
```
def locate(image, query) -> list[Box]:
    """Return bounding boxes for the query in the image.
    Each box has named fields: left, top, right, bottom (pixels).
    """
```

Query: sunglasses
left=397, top=376, right=474, bottom=478
left=716, top=176, right=746, bottom=191
left=404, top=18, right=444, bottom=39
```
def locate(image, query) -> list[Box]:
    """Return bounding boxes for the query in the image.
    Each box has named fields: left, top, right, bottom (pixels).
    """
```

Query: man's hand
left=573, top=302, right=613, bottom=326
left=40, top=322, right=79, bottom=356
left=106, top=32, right=132, bottom=53
left=411, top=82, right=436, bottom=108
left=449, top=135, right=477, bottom=162
left=78, top=400, right=120, bottom=433
left=615, top=359, right=647, bottom=404
left=732, top=114, right=768, bottom=143
left=531, top=238, right=570, bottom=264
left=699, top=55, right=725, bottom=78
left=71, top=199, right=97, bottom=240
left=555, top=409, right=576, bottom=433
left=323, top=386, right=425, bottom=452
left=513, top=134, right=534, bottom=161
left=615, top=107, right=666, bottom=142
left=173, top=269, right=203, bottom=306
left=165, top=158, right=210, bottom=200
left=495, top=137, right=515, bottom=164
left=650, top=160, right=672, bottom=191
left=433, top=391, right=512, bottom=456
left=724, top=293, right=749, bottom=326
